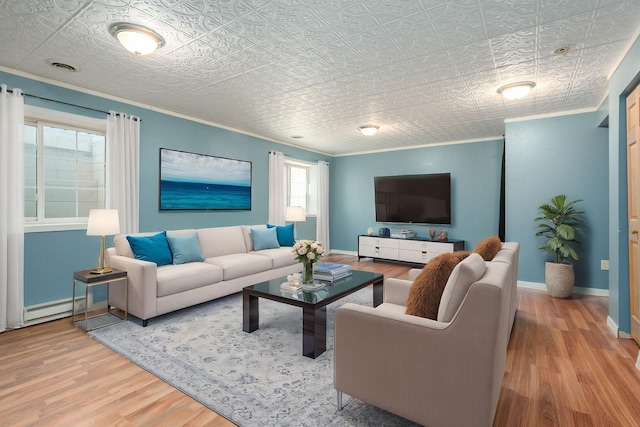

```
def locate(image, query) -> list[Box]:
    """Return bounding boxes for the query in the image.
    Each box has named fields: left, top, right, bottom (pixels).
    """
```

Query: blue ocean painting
left=160, top=149, right=252, bottom=210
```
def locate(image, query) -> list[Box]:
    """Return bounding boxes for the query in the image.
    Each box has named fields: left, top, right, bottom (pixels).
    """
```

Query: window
left=24, top=106, right=107, bottom=231
left=284, top=159, right=317, bottom=215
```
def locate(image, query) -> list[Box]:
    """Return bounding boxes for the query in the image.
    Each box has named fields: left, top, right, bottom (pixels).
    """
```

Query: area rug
left=89, top=287, right=419, bottom=427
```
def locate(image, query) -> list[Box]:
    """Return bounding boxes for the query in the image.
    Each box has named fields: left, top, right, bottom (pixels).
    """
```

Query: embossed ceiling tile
left=588, top=3, right=640, bottom=45
left=480, top=0, right=538, bottom=39
left=447, top=40, right=497, bottom=76
left=537, top=0, right=601, bottom=25
left=490, top=30, right=537, bottom=69
left=536, top=13, right=593, bottom=57
left=425, top=1, right=488, bottom=48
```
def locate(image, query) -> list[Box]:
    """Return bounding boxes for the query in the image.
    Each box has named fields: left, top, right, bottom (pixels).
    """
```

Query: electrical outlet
left=601, top=260, right=610, bottom=270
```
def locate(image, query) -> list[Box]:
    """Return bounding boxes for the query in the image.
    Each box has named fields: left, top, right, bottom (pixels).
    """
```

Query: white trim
left=25, top=222, right=87, bottom=233
left=517, top=280, right=609, bottom=297
left=636, top=351, right=640, bottom=372
left=607, top=316, right=620, bottom=337
left=607, top=26, right=640, bottom=80
left=329, top=249, right=358, bottom=256
left=24, top=105, right=106, bottom=132
left=332, top=136, right=502, bottom=157
left=504, top=107, right=598, bottom=124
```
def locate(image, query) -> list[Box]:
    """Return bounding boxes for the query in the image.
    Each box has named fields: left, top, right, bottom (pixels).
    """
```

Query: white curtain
left=316, top=160, right=330, bottom=250
left=268, top=151, right=285, bottom=225
left=0, top=85, right=25, bottom=332
left=106, top=112, right=140, bottom=234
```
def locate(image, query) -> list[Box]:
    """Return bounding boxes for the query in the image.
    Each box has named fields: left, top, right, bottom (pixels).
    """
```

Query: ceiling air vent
left=47, top=61, right=78, bottom=72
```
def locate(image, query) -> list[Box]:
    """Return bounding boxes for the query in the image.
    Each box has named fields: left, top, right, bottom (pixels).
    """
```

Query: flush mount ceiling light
left=108, top=22, right=165, bottom=56
left=358, top=125, right=380, bottom=136
left=497, top=81, right=536, bottom=100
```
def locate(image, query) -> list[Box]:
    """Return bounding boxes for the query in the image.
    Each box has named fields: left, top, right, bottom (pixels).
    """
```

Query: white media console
left=358, top=235, right=465, bottom=266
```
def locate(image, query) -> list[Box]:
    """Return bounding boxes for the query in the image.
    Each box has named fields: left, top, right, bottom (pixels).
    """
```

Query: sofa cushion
left=437, top=253, right=487, bottom=322
left=252, top=247, right=299, bottom=268
left=251, top=227, right=281, bottom=251
left=473, top=235, right=502, bottom=261
left=197, top=226, right=247, bottom=257
left=242, top=224, right=266, bottom=252
left=126, top=232, right=173, bottom=266
left=205, top=253, right=273, bottom=280
left=405, top=251, right=471, bottom=320
left=267, top=223, right=296, bottom=246
left=166, top=233, right=205, bottom=264
left=156, top=262, right=223, bottom=297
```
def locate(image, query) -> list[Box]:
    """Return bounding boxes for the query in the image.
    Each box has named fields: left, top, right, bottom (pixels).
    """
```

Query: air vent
left=290, top=135, right=304, bottom=139
left=47, top=61, right=78, bottom=72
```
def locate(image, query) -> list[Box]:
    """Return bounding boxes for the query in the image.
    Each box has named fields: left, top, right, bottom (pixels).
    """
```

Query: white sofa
left=334, top=242, right=519, bottom=427
left=105, top=224, right=302, bottom=326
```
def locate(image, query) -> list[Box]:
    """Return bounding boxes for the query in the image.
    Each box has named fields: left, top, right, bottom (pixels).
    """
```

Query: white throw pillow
left=437, top=253, right=487, bottom=322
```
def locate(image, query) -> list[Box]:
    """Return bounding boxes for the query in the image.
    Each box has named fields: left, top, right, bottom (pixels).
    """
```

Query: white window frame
left=284, top=158, right=317, bottom=217
left=24, top=105, right=107, bottom=233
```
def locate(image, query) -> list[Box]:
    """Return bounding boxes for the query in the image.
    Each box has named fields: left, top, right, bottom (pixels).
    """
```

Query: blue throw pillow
left=267, top=223, right=296, bottom=246
left=251, top=227, right=280, bottom=251
left=166, top=233, right=205, bottom=264
left=126, top=231, right=173, bottom=266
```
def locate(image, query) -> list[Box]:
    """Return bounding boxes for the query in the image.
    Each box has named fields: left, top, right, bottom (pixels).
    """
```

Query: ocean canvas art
left=159, top=148, right=252, bottom=210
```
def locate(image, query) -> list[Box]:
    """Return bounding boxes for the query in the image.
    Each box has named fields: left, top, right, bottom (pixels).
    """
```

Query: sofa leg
left=142, top=319, right=148, bottom=327
left=337, top=391, right=343, bottom=410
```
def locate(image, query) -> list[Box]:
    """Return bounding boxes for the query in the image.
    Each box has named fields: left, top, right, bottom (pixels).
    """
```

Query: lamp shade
left=87, top=209, right=121, bottom=236
left=285, top=206, right=306, bottom=222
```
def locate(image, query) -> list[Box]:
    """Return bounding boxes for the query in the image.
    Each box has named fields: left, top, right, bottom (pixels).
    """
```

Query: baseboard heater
left=23, top=297, right=85, bottom=326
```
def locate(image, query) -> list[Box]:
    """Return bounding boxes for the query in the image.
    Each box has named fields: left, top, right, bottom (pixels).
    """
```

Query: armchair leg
left=337, top=391, right=343, bottom=410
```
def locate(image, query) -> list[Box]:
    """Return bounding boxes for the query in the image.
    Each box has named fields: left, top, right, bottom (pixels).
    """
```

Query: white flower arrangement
left=292, top=240, right=325, bottom=264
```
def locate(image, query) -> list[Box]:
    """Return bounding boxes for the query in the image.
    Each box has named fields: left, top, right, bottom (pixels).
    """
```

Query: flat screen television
left=374, top=173, right=451, bottom=224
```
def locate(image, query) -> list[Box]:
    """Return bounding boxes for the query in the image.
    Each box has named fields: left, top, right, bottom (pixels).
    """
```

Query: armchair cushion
left=473, top=235, right=502, bottom=261
left=405, top=251, right=470, bottom=319
left=437, top=253, right=487, bottom=322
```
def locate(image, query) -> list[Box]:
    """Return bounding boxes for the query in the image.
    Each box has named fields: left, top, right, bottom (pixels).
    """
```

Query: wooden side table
left=72, top=269, right=127, bottom=331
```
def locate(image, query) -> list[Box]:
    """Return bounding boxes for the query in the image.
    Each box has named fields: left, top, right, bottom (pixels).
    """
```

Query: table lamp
left=87, top=209, right=121, bottom=274
left=285, top=206, right=306, bottom=239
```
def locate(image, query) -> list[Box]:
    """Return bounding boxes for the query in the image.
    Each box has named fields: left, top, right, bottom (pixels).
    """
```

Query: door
left=627, top=84, right=640, bottom=345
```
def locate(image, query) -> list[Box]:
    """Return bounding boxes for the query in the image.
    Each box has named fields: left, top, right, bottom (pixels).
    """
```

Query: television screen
left=374, top=173, right=451, bottom=224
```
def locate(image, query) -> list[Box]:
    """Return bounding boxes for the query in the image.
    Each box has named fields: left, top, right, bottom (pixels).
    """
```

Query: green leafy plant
left=535, top=194, right=584, bottom=263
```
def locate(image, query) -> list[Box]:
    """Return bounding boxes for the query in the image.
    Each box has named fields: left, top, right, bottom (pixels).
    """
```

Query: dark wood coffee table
left=243, top=270, right=383, bottom=358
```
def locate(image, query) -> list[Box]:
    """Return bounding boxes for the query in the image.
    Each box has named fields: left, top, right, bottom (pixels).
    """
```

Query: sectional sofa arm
left=383, top=278, right=412, bottom=306
left=106, top=254, right=158, bottom=322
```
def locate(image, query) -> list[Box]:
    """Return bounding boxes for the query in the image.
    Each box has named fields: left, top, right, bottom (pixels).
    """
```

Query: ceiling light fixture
left=358, top=125, right=380, bottom=136
left=497, top=81, right=536, bottom=100
left=108, top=22, right=165, bottom=56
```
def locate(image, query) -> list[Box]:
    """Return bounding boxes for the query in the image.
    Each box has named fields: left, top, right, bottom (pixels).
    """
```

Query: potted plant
left=534, top=194, right=584, bottom=298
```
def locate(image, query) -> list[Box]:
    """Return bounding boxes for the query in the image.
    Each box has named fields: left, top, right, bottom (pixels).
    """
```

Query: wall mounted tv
left=374, top=173, right=451, bottom=225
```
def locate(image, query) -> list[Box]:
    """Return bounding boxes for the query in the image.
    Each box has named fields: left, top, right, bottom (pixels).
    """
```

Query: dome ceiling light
left=497, top=81, right=536, bottom=100
left=108, top=22, right=165, bottom=56
left=358, top=125, right=380, bottom=136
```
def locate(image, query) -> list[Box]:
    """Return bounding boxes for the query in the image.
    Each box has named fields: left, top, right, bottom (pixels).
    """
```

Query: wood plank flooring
left=1, top=254, right=639, bottom=426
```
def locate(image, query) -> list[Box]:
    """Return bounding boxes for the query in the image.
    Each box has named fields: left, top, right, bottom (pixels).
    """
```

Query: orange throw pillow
left=405, top=251, right=471, bottom=319
left=473, top=236, right=502, bottom=261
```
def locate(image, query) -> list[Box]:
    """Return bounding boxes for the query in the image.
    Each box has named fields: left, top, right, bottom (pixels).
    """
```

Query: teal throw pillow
left=251, top=227, right=281, bottom=251
left=166, top=233, right=205, bottom=264
left=126, top=231, right=173, bottom=266
left=267, top=223, right=296, bottom=246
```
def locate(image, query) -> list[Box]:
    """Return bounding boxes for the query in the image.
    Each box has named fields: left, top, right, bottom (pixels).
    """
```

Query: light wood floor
left=1, top=254, right=639, bottom=426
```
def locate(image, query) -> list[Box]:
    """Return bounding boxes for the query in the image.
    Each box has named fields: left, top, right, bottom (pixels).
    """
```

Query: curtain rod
left=4, top=88, right=141, bottom=121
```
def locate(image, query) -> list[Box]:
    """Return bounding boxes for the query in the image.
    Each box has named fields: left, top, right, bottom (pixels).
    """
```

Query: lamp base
left=90, top=266, right=113, bottom=274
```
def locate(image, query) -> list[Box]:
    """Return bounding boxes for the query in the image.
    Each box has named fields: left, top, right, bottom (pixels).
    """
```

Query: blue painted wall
left=330, top=140, right=504, bottom=252
left=1, top=71, right=329, bottom=306
left=505, top=112, right=609, bottom=289
left=607, top=34, right=640, bottom=331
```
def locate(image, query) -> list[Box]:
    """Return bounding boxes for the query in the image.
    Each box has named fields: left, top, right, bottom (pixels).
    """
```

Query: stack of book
left=313, top=263, right=352, bottom=281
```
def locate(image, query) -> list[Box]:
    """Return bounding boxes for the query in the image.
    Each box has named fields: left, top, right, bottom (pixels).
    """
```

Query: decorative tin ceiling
left=1, top=0, right=639, bottom=155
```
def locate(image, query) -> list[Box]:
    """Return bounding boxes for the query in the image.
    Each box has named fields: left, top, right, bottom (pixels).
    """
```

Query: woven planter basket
left=545, top=262, right=575, bottom=298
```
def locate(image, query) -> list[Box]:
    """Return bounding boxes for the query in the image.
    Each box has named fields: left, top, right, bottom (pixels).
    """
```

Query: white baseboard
left=517, top=280, right=609, bottom=297
left=636, top=351, right=640, bottom=371
left=329, top=249, right=358, bottom=256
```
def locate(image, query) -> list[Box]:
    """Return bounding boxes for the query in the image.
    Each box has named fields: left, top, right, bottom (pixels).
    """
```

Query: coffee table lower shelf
left=242, top=270, right=383, bottom=358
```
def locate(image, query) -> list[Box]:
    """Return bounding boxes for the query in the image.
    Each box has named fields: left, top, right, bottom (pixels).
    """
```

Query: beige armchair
left=334, top=247, right=518, bottom=427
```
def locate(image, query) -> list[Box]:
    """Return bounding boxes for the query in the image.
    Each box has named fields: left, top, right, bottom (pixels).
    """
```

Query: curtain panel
left=0, top=85, right=25, bottom=332
left=268, top=151, right=285, bottom=226
left=316, top=160, right=330, bottom=250
left=106, top=112, right=140, bottom=234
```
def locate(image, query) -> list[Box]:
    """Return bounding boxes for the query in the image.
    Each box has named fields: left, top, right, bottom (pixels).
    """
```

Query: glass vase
left=303, top=260, right=315, bottom=284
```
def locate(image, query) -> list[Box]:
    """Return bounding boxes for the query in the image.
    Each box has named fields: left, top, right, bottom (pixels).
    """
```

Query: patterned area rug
left=89, top=287, right=418, bottom=426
